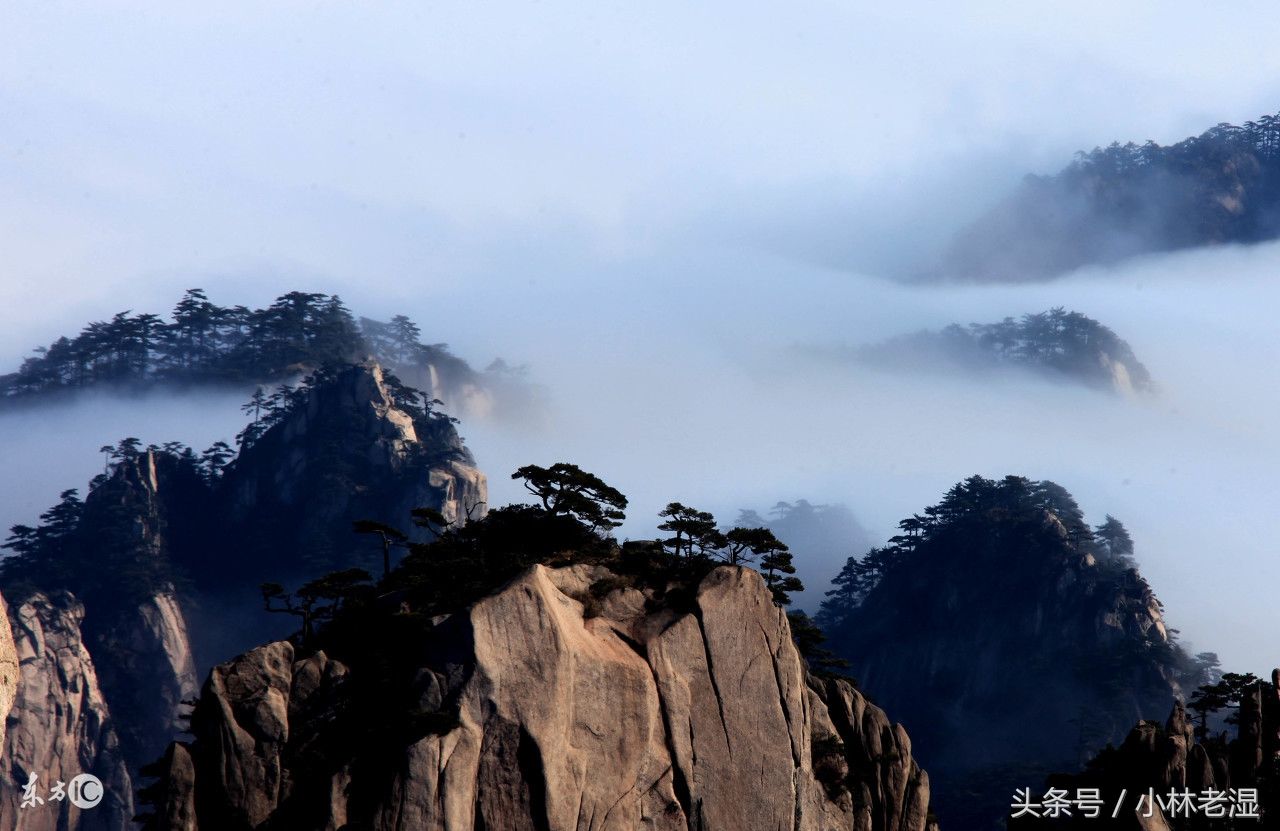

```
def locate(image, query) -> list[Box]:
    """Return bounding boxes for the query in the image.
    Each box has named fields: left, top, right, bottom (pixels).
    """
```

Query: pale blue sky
left=4, top=1, right=1280, bottom=329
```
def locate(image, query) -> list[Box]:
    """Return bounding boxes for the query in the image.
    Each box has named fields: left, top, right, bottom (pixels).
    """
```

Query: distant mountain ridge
left=0, top=289, right=533, bottom=419
left=854, top=308, right=1153, bottom=395
left=943, top=110, right=1280, bottom=280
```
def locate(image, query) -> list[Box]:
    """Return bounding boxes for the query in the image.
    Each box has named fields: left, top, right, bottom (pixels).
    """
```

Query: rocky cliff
left=144, top=564, right=935, bottom=831
left=71, top=450, right=201, bottom=774
left=220, top=362, right=487, bottom=572
left=0, top=592, right=131, bottom=831
left=89, top=592, right=199, bottom=774
left=0, top=594, right=19, bottom=747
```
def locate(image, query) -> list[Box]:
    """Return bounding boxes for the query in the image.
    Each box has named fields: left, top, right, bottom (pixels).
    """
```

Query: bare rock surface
left=151, top=565, right=933, bottom=831
left=0, top=594, right=19, bottom=747
left=0, top=592, right=132, bottom=831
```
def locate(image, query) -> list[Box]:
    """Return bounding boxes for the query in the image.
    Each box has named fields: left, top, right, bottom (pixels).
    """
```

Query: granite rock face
left=0, top=595, right=19, bottom=747
left=90, top=592, right=199, bottom=772
left=0, top=592, right=132, bottom=831
left=149, top=565, right=934, bottom=831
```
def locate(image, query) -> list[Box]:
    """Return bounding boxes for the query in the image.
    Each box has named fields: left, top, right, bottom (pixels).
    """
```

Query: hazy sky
left=5, top=2, right=1280, bottom=668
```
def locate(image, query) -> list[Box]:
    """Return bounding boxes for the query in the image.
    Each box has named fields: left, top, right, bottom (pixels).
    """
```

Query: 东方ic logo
left=19, top=771, right=103, bottom=810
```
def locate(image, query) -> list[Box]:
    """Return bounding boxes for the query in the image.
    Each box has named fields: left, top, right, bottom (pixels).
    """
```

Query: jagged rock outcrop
left=182, top=360, right=489, bottom=667
left=0, top=595, right=19, bottom=747
left=0, top=592, right=132, bottom=831
left=90, top=593, right=198, bottom=772
left=147, top=565, right=934, bottom=831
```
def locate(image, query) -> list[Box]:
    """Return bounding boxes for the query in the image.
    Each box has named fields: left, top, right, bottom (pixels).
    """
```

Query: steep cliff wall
left=146, top=565, right=934, bottom=831
left=73, top=451, right=200, bottom=772
left=185, top=360, right=489, bottom=666
left=0, top=592, right=131, bottom=831
left=0, top=594, right=19, bottom=747
left=89, top=592, right=198, bottom=773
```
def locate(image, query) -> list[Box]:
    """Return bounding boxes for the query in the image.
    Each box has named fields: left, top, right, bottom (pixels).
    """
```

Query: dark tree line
left=1066, top=114, right=1280, bottom=181
left=0, top=289, right=475, bottom=403
left=861, top=307, right=1153, bottom=392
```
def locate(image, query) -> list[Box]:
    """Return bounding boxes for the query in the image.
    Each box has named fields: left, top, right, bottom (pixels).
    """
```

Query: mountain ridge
left=942, top=109, right=1280, bottom=280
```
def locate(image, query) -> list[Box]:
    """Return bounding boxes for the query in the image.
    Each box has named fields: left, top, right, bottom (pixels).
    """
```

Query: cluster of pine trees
left=817, top=475, right=1148, bottom=633
left=0, top=289, right=469, bottom=402
left=860, top=308, right=1153, bottom=392
left=1066, top=114, right=1280, bottom=183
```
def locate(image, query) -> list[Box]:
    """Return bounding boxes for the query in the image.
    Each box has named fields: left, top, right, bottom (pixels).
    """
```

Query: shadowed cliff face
left=227, top=362, right=485, bottom=526
left=145, top=565, right=935, bottom=831
left=819, top=476, right=1201, bottom=829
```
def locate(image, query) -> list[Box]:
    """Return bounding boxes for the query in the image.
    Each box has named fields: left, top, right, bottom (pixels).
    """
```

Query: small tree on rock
left=760, top=544, right=804, bottom=605
left=512, top=463, right=627, bottom=532
left=721, top=526, right=788, bottom=567
left=352, top=520, right=409, bottom=578
left=658, top=502, right=723, bottom=559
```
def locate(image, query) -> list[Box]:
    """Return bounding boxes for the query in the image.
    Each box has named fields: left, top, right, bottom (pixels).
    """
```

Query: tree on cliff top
left=658, top=502, right=723, bottom=558
left=760, top=544, right=803, bottom=605
left=513, top=462, right=628, bottom=532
